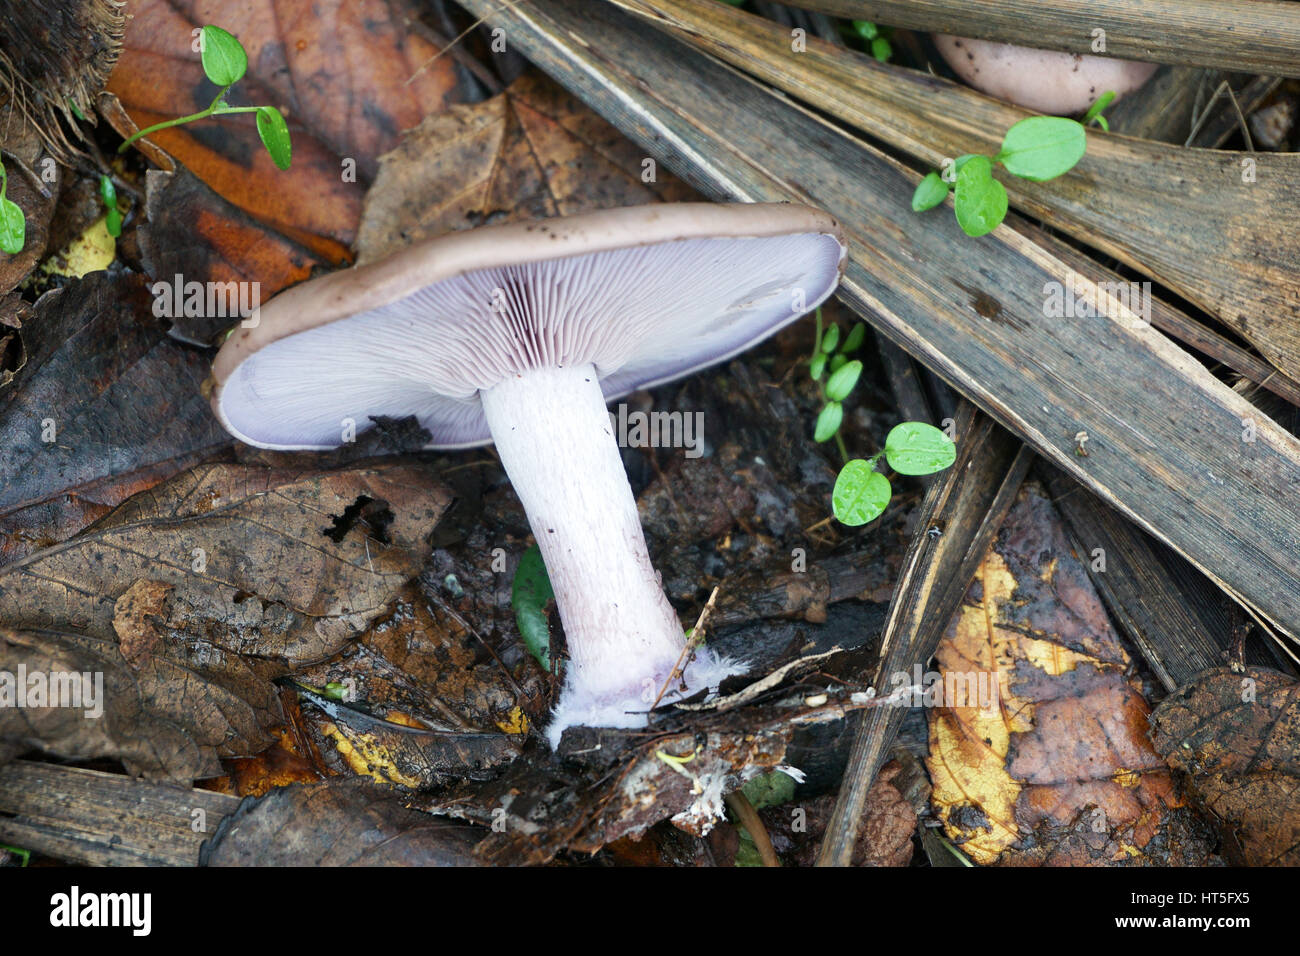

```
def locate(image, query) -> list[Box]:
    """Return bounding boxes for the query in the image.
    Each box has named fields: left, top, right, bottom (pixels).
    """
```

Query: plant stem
left=117, top=86, right=258, bottom=152
left=834, top=431, right=849, bottom=464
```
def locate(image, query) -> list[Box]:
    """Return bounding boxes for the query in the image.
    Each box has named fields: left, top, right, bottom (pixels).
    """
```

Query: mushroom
left=210, top=202, right=847, bottom=746
left=933, top=36, right=1157, bottom=115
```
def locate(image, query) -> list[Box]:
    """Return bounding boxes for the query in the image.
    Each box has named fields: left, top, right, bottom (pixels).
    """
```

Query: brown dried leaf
left=0, top=272, right=229, bottom=565
left=106, top=0, right=463, bottom=254
left=112, top=579, right=173, bottom=668
left=296, top=582, right=535, bottom=734
left=0, top=460, right=451, bottom=665
left=926, top=482, right=1210, bottom=866
left=200, top=777, right=484, bottom=866
left=0, top=624, right=282, bottom=781
left=139, top=168, right=331, bottom=345
left=356, top=71, right=696, bottom=263
left=1151, top=666, right=1300, bottom=866
left=0, top=128, right=59, bottom=294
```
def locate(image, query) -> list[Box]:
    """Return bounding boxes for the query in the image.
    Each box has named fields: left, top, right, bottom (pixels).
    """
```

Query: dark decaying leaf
left=0, top=272, right=230, bottom=564
left=356, top=71, right=695, bottom=263
left=926, top=482, right=1213, bottom=865
left=1150, top=666, right=1300, bottom=866
left=296, top=579, right=537, bottom=728
left=139, top=168, right=330, bottom=345
left=0, top=624, right=282, bottom=781
left=200, top=778, right=484, bottom=866
left=288, top=678, right=522, bottom=789
left=0, top=460, right=451, bottom=665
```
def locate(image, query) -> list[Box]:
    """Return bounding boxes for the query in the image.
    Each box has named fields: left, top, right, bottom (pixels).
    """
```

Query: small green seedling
left=808, top=307, right=869, bottom=462
left=832, top=422, right=956, bottom=526
left=99, top=175, right=122, bottom=237
left=0, top=162, right=25, bottom=255
left=1081, top=90, right=1117, bottom=132
left=0, top=844, right=31, bottom=867
left=802, top=311, right=946, bottom=528
left=119, top=25, right=292, bottom=170
left=850, top=20, right=892, bottom=63
left=911, top=92, right=1114, bottom=237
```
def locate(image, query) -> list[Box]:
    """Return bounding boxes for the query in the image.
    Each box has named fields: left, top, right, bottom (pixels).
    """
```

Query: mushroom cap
left=933, top=35, right=1158, bottom=115
left=212, top=202, right=847, bottom=450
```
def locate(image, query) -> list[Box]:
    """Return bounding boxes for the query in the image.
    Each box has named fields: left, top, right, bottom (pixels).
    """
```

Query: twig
left=406, top=0, right=531, bottom=87
left=408, top=12, right=505, bottom=95
left=650, top=585, right=720, bottom=710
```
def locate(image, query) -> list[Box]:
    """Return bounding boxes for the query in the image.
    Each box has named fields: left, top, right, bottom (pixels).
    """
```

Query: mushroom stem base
left=480, top=364, right=740, bottom=746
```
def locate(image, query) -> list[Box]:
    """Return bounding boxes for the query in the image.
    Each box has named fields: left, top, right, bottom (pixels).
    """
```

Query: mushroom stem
left=480, top=363, right=736, bottom=744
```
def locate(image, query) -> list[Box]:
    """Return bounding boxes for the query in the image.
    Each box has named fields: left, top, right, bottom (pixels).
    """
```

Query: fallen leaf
left=1150, top=666, right=1300, bottom=866
left=296, top=582, right=534, bottom=732
left=0, top=272, right=230, bottom=564
left=0, top=459, right=451, bottom=665
left=112, top=579, right=173, bottom=668
left=138, top=168, right=331, bottom=345
left=215, top=690, right=330, bottom=796
left=0, top=624, right=282, bottom=782
left=200, top=777, right=485, bottom=866
left=106, top=0, right=464, bottom=254
left=926, top=482, right=1211, bottom=866
left=357, top=71, right=695, bottom=262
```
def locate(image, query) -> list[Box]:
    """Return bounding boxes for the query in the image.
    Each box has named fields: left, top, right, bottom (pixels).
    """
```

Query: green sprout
left=911, top=91, right=1115, bottom=237
left=803, top=310, right=950, bottom=526
left=99, top=175, right=122, bottom=237
left=0, top=844, right=30, bottom=866
left=832, top=422, right=955, bottom=526
left=0, top=162, right=25, bottom=255
left=849, top=20, right=892, bottom=63
left=1081, top=90, right=1117, bottom=132
left=808, top=307, right=868, bottom=462
left=118, top=25, right=292, bottom=170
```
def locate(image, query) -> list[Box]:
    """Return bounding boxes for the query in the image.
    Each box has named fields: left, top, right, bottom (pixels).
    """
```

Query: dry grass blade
left=613, top=0, right=1300, bottom=383
left=793, top=0, right=1300, bottom=77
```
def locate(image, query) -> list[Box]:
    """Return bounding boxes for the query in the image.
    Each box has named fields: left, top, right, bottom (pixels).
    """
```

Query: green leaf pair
left=832, top=422, right=956, bottom=526
left=119, top=25, right=292, bottom=171
left=911, top=106, right=1098, bottom=237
